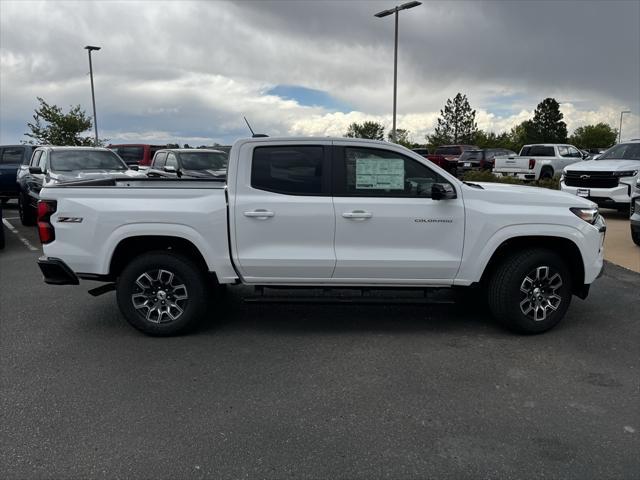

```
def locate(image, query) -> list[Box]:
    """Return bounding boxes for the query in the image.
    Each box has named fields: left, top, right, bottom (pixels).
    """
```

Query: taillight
left=528, top=158, right=536, bottom=170
left=37, top=200, right=57, bottom=244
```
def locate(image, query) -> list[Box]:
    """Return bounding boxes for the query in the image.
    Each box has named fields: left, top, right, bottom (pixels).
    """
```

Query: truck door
left=331, top=144, right=464, bottom=283
left=232, top=142, right=335, bottom=282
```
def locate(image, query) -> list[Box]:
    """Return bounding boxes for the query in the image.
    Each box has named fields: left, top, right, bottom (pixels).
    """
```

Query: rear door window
left=251, top=145, right=327, bottom=195
left=30, top=151, right=42, bottom=167
left=165, top=153, right=179, bottom=169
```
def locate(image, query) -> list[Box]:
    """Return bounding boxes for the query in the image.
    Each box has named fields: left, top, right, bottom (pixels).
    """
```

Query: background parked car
left=0, top=203, right=5, bottom=249
left=147, top=149, right=228, bottom=179
left=107, top=144, right=165, bottom=167
left=457, top=148, right=517, bottom=176
left=631, top=189, right=640, bottom=246
left=16, top=146, right=144, bottom=225
left=561, top=140, right=640, bottom=213
left=427, top=145, right=478, bottom=176
left=0, top=145, right=39, bottom=204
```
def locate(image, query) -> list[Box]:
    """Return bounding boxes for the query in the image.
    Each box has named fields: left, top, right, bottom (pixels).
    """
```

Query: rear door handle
left=342, top=210, right=372, bottom=219
left=244, top=209, right=275, bottom=219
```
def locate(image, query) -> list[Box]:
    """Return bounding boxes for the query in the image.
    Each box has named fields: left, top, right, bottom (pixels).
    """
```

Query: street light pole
left=84, top=45, right=101, bottom=146
left=375, top=1, right=421, bottom=143
left=619, top=110, right=631, bottom=144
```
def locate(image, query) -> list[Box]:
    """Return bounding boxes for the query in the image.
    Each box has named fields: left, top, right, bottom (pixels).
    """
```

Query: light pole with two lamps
left=374, top=1, right=421, bottom=143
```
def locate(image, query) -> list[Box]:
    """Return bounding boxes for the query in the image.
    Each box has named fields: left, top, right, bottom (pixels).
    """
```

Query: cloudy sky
left=1, top=0, right=639, bottom=146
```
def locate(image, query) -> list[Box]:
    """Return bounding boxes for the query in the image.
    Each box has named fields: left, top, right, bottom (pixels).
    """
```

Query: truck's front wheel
left=116, top=252, right=208, bottom=336
left=487, top=249, right=572, bottom=334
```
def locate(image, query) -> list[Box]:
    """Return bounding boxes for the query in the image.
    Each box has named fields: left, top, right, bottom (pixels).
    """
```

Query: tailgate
left=494, top=155, right=532, bottom=172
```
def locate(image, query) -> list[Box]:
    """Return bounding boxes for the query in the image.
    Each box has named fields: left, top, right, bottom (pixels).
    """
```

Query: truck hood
left=471, top=181, right=596, bottom=208
left=564, top=159, right=640, bottom=172
left=46, top=169, right=146, bottom=185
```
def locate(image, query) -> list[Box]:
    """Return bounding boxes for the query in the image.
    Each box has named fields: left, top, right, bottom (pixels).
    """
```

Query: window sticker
left=355, top=157, right=404, bottom=190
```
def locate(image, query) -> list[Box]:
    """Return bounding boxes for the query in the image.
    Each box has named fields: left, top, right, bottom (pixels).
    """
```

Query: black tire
left=487, top=248, right=572, bottom=334
left=539, top=167, right=554, bottom=180
left=632, top=228, right=640, bottom=247
left=18, top=193, right=36, bottom=226
left=116, top=251, right=209, bottom=336
left=0, top=222, right=5, bottom=250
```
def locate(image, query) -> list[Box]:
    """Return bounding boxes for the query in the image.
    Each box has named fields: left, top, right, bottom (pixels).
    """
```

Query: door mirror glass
left=29, top=166, right=43, bottom=174
left=431, top=183, right=457, bottom=200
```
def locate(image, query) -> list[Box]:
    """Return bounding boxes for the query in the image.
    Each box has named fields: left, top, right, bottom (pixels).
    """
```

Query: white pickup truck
left=494, top=144, right=585, bottom=181
left=36, top=137, right=605, bottom=336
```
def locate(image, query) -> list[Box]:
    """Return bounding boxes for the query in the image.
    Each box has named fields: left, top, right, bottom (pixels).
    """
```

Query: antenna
left=243, top=116, right=269, bottom=138
left=243, top=116, right=255, bottom=136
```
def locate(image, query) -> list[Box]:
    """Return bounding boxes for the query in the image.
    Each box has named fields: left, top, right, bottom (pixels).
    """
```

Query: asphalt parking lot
left=1, top=202, right=639, bottom=479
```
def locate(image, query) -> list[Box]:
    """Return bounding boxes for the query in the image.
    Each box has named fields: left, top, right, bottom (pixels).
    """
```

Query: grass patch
left=462, top=170, right=560, bottom=190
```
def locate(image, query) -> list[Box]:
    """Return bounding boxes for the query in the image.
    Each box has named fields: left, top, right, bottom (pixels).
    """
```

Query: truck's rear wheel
left=487, top=248, right=572, bottom=334
left=116, top=252, right=208, bottom=336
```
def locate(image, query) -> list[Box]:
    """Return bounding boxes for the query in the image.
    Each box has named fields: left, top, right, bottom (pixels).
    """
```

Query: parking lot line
left=2, top=218, right=39, bottom=251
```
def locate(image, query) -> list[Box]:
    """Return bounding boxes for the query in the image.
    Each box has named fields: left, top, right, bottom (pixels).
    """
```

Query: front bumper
left=37, top=257, right=79, bottom=285
left=560, top=181, right=633, bottom=207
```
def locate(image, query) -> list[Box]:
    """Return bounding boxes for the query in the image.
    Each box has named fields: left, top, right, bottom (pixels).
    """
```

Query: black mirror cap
left=29, top=166, right=43, bottom=174
left=431, top=183, right=457, bottom=200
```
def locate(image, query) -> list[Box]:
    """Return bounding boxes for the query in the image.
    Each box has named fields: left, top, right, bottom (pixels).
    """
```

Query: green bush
left=461, top=170, right=560, bottom=190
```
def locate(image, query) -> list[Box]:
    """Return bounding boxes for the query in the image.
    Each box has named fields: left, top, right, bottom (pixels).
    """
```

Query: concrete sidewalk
left=601, top=210, right=640, bottom=273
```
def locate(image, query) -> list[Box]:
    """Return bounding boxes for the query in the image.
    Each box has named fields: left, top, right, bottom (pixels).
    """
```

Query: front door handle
left=244, top=209, right=275, bottom=219
left=342, top=210, right=372, bottom=219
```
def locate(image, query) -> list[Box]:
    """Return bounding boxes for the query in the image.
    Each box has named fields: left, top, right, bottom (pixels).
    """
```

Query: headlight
left=613, top=170, right=638, bottom=177
left=570, top=207, right=599, bottom=224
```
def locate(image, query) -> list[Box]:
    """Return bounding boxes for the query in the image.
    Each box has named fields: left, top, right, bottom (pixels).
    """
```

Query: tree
left=427, top=93, right=478, bottom=146
left=345, top=121, right=385, bottom=140
left=569, top=123, right=617, bottom=150
left=388, top=128, right=413, bottom=148
left=24, top=97, right=97, bottom=146
left=528, top=98, right=567, bottom=143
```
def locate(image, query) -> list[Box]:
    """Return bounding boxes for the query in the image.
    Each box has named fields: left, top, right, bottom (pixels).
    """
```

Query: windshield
left=597, top=143, right=640, bottom=161
left=179, top=151, right=228, bottom=170
left=50, top=150, right=127, bottom=171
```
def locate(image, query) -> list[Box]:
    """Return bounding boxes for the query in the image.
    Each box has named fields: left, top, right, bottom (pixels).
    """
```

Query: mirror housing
left=431, top=183, right=456, bottom=200
left=129, top=165, right=139, bottom=171
left=164, top=166, right=177, bottom=173
left=29, top=166, right=43, bottom=174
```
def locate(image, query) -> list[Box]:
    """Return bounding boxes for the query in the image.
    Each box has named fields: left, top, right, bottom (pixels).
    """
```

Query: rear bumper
left=37, top=257, right=79, bottom=285
left=494, top=170, right=536, bottom=181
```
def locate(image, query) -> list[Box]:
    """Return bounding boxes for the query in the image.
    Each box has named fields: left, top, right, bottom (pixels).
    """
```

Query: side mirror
left=164, top=166, right=177, bottom=173
left=29, top=166, right=43, bottom=174
left=581, top=153, right=589, bottom=159
left=129, top=165, right=139, bottom=171
left=431, top=183, right=457, bottom=200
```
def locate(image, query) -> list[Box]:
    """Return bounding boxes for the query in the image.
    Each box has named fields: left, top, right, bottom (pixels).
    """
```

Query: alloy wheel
left=519, top=265, right=563, bottom=322
left=130, top=269, right=188, bottom=323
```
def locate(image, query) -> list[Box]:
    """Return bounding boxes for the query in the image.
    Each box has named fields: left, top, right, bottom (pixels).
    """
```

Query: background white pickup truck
left=561, top=140, right=640, bottom=212
left=37, top=137, right=605, bottom=335
left=494, top=144, right=585, bottom=180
